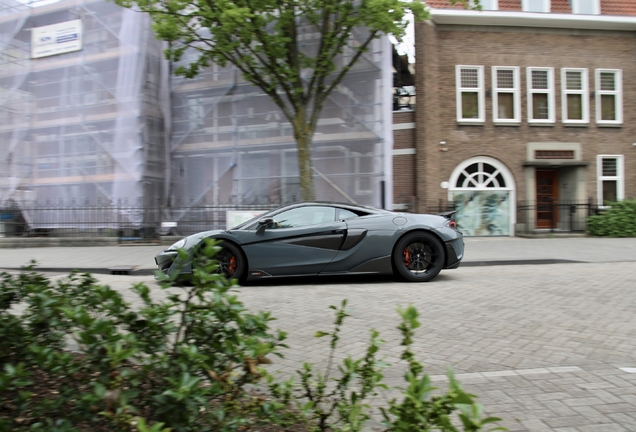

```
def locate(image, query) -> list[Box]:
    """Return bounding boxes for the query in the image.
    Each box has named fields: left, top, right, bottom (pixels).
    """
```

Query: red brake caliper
left=403, top=249, right=411, bottom=266
left=228, top=256, right=237, bottom=274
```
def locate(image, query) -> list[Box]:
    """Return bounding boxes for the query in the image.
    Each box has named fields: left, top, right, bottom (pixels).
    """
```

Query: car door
left=239, top=205, right=347, bottom=276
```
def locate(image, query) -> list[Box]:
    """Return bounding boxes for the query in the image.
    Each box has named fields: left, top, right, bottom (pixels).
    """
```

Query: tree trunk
left=292, top=107, right=316, bottom=201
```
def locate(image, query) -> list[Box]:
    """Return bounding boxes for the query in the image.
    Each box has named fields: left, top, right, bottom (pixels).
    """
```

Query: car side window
left=272, top=206, right=336, bottom=228
left=337, top=209, right=359, bottom=221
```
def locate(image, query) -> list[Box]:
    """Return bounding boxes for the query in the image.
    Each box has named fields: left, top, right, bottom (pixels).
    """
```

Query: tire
left=393, top=231, right=445, bottom=282
left=195, top=240, right=246, bottom=282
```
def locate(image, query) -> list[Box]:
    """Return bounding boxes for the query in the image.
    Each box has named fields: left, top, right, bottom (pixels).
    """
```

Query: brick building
left=414, top=0, right=636, bottom=235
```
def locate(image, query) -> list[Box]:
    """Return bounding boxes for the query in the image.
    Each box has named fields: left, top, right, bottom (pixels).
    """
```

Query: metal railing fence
left=0, top=199, right=600, bottom=240
left=516, top=199, right=599, bottom=234
left=0, top=201, right=276, bottom=240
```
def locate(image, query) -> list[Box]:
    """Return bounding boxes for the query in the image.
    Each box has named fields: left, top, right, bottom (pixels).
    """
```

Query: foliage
left=291, top=299, right=386, bottom=431
left=587, top=200, right=636, bottom=237
left=380, top=306, right=505, bottom=431
left=286, top=300, right=506, bottom=432
left=0, top=241, right=289, bottom=431
left=113, top=0, right=469, bottom=200
left=1, top=243, right=505, bottom=431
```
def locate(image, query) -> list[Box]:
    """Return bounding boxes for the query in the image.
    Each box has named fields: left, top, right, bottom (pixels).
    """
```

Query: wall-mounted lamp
left=439, top=141, right=448, bottom=152
left=486, top=89, right=492, bottom=97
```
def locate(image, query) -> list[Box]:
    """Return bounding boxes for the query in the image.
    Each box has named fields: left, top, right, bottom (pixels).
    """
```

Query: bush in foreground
left=1, top=241, right=505, bottom=431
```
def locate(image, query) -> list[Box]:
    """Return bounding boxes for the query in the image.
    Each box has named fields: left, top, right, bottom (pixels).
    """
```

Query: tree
left=116, top=0, right=469, bottom=201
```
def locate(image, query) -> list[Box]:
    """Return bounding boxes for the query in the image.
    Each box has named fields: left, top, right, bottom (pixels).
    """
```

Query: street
left=68, top=259, right=636, bottom=431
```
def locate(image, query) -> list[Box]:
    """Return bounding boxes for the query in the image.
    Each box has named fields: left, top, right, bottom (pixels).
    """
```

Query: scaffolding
left=166, top=27, right=393, bottom=221
left=0, top=0, right=393, bottom=233
left=0, top=0, right=166, bottom=228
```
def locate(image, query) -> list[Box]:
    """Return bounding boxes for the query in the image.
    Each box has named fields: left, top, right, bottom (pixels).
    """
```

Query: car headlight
left=168, top=238, right=187, bottom=250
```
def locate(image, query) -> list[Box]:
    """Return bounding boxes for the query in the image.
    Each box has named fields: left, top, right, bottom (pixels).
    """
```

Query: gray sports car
left=155, top=201, right=464, bottom=283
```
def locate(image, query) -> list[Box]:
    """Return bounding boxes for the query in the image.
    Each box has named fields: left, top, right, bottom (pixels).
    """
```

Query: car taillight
left=448, top=220, right=457, bottom=229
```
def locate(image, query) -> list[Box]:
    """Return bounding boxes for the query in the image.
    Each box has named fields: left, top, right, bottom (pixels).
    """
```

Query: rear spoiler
left=438, top=210, right=458, bottom=219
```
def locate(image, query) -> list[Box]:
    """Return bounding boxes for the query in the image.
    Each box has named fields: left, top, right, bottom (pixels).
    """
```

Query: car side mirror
left=256, top=217, right=274, bottom=235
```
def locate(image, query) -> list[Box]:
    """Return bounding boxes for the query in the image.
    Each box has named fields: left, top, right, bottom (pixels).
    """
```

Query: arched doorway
left=448, top=157, right=515, bottom=236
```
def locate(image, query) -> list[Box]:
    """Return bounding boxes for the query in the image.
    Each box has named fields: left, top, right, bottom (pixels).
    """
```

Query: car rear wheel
left=195, top=241, right=246, bottom=282
left=393, top=231, right=445, bottom=282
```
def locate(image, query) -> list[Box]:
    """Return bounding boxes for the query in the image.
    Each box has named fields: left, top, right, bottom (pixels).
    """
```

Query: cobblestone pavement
left=66, top=261, right=636, bottom=431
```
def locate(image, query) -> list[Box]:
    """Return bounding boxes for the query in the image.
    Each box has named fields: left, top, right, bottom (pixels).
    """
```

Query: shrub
left=282, top=300, right=505, bottom=432
left=587, top=200, right=636, bottom=237
left=0, top=242, right=289, bottom=431
left=1, top=243, right=505, bottom=431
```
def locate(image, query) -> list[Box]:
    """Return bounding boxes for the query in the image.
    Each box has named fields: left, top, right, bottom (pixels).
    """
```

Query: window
left=527, top=67, right=555, bottom=123
left=596, top=69, right=622, bottom=125
left=561, top=68, right=588, bottom=124
left=522, top=0, right=550, bottom=12
left=492, top=67, right=520, bottom=123
left=353, top=152, right=373, bottom=195
left=337, top=208, right=359, bottom=220
left=597, top=155, right=624, bottom=205
left=456, top=65, right=484, bottom=123
left=470, top=0, right=498, bottom=10
left=272, top=206, right=336, bottom=228
left=449, top=156, right=515, bottom=236
left=571, top=0, right=600, bottom=14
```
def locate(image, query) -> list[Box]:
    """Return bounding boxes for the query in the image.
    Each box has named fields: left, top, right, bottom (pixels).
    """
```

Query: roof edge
left=429, top=9, right=636, bottom=31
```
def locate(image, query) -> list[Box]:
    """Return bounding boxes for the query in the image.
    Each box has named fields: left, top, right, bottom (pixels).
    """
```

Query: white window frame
left=492, top=66, right=521, bottom=124
left=527, top=67, right=555, bottom=124
left=456, top=65, right=485, bottom=123
left=561, top=68, right=589, bottom=125
left=571, top=0, right=600, bottom=15
left=521, top=0, right=550, bottom=12
left=596, top=155, right=624, bottom=206
left=595, top=69, right=623, bottom=125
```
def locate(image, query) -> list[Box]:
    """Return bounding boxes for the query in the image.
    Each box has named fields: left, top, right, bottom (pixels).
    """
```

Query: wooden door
left=536, top=170, right=558, bottom=229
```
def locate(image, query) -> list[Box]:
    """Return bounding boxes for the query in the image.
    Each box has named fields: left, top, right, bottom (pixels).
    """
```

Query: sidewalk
left=0, top=237, right=634, bottom=275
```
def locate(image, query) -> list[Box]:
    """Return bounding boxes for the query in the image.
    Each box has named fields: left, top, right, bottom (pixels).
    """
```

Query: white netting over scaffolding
left=1, top=0, right=392, bottom=234
left=166, top=29, right=392, bottom=212
left=0, top=0, right=166, bottom=229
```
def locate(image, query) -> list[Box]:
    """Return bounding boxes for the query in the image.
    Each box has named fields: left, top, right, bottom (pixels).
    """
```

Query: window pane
left=575, top=0, right=597, bottom=14
left=600, top=72, right=616, bottom=91
left=531, top=70, right=548, bottom=89
left=273, top=206, right=336, bottom=228
left=525, top=0, right=547, bottom=12
left=602, top=180, right=617, bottom=203
left=480, top=0, right=497, bottom=10
left=497, top=69, right=514, bottom=89
left=602, top=158, right=617, bottom=176
left=496, top=93, right=515, bottom=119
left=461, top=92, right=479, bottom=118
left=566, top=94, right=583, bottom=120
left=566, top=71, right=582, bottom=90
left=601, top=94, right=616, bottom=120
left=460, top=68, right=479, bottom=88
left=532, top=93, right=549, bottom=119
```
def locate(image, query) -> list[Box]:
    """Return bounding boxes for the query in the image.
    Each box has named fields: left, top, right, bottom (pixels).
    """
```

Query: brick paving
left=63, top=260, right=636, bottom=431
left=2, top=238, right=636, bottom=430
left=231, top=262, right=636, bottom=431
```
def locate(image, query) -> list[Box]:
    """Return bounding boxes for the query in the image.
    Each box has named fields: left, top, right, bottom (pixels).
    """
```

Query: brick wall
left=392, top=111, right=416, bottom=210
left=415, top=22, right=636, bottom=213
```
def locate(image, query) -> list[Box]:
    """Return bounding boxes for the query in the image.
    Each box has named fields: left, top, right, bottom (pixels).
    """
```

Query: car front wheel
left=393, top=231, right=445, bottom=282
left=195, top=240, right=246, bottom=282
